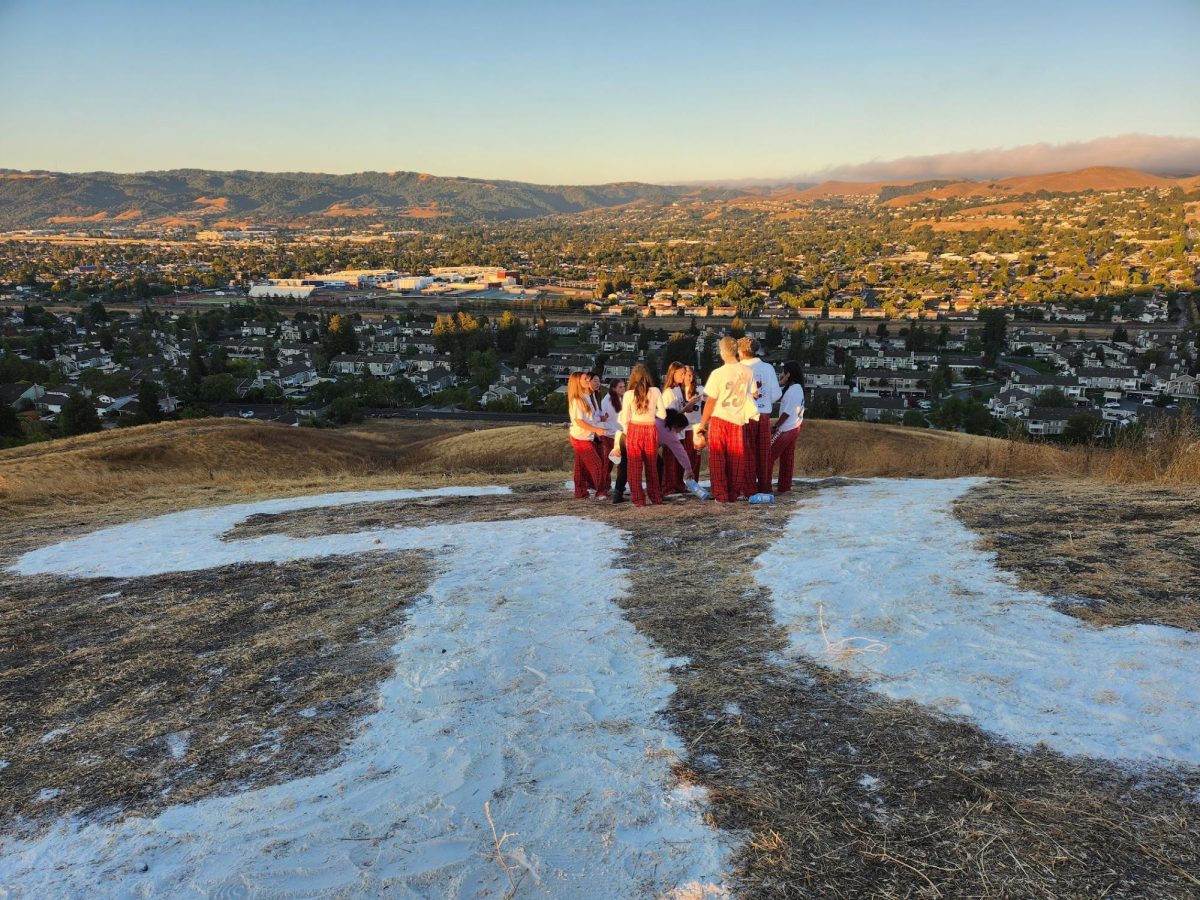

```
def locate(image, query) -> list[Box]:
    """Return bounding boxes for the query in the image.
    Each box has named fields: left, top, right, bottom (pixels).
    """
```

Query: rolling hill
left=0, top=169, right=726, bottom=228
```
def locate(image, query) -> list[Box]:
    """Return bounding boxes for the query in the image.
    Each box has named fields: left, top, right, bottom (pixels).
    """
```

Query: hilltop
left=0, top=169, right=725, bottom=229
left=3, top=417, right=1200, bottom=896
left=0, top=416, right=1089, bottom=514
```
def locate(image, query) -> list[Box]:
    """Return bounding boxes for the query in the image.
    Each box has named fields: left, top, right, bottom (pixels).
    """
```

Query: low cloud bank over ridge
left=804, top=134, right=1200, bottom=183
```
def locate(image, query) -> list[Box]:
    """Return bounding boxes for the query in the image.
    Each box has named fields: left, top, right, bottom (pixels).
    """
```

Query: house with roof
left=0, top=382, right=46, bottom=411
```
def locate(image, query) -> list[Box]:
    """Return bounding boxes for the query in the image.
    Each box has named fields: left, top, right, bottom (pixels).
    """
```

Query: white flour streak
left=757, top=478, right=1200, bottom=766
left=1, top=490, right=729, bottom=897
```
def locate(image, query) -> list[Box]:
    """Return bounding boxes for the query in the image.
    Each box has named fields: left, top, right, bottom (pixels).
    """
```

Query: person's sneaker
left=610, top=491, right=626, bottom=504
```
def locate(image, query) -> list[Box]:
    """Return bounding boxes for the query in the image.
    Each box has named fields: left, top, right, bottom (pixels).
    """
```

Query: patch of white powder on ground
left=1, top=488, right=730, bottom=897
left=756, top=477, right=1200, bottom=766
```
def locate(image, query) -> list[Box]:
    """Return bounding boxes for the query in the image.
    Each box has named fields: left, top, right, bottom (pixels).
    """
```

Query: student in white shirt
left=738, top=336, right=782, bottom=496
left=616, top=362, right=664, bottom=507
left=566, top=372, right=608, bottom=500
left=771, top=360, right=806, bottom=493
left=679, top=365, right=705, bottom=478
left=694, top=337, right=757, bottom=502
left=659, top=363, right=689, bottom=495
left=598, top=378, right=625, bottom=486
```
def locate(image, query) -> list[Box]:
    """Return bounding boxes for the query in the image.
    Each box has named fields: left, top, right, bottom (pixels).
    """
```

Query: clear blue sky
left=1, top=0, right=1197, bottom=183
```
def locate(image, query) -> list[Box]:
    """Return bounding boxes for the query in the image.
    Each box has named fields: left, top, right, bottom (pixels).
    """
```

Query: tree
left=961, top=402, right=994, bottom=436
left=136, top=380, right=163, bottom=424
left=59, top=393, right=102, bottom=437
left=0, top=404, right=24, bottom=441
left=1037, top=387, right=1070, bottom=408
left=496, top=310, right=522, bottom=353
left=198, top=374, right=238, bottom=403
left=902, top=409, right=926, bottom=428
left=187, top=344, right=208, bottom=384
left=469, top=348, right=499, bottom=389
left=979, top=308, right=1008, bottom=362
left=787, top=322, right=806, bottom=362
left=1063, top=413, right=1099, bottom=444
left=765, top=318, right=783, bottom=349
left=1111, top=324, right=1129, bottom=343
left=323, top=314, right=359, bottom=356
left=663, top=332, right=694, bottom=369
left=730, top=315, right=745, bottom=339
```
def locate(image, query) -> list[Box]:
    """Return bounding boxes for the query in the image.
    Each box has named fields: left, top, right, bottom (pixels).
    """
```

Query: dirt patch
left=0, top=540, right=432, bottom=835
left=955, top=479, right=1200, bottom=632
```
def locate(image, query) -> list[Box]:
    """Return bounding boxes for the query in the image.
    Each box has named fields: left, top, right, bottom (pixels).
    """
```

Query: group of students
left=567, top=336, right=805, bottom=507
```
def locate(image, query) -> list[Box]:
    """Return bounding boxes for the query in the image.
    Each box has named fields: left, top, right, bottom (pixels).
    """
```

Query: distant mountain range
left=0, top=169, right=724, bottom=229
left=748, top=166, right=1200, bottom=206
left=0, top=165, right=1196, bottom=230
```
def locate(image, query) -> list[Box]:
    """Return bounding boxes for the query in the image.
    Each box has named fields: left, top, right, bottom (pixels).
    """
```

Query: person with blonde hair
left=566, top=371, right=608, bottom=500
left=694, top=337, right=757, bottom=502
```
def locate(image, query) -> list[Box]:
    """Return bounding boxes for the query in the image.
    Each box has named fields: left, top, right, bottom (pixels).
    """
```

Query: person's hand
left=694, top=431, right=707, bottom=450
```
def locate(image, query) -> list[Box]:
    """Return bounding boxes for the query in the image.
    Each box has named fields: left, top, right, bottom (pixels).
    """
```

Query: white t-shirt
left=741, top=357, right=782, bottom=414
left=618, top=386, right=662, bottom=429
left=703, top=362, right=758, bottom=426
left=668, top=385, right=705, bottom=429
left=599, top=394, right=621, bottom=437
left=568, top=398, right=598, bottom=441
left=776, top=383, right=805, bottom=433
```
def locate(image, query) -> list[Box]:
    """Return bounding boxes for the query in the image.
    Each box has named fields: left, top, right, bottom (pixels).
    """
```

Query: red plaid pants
left=598, top=435, right=615, bottom=484
left=708, top=416, right=751, bottom=503
left=744, top=414, right=773, bottom=495
left=771, top=426, right=800, bottom=493
left=625, top=423, right=662, bottom=507
left=571, top=437, right=606, bottom=498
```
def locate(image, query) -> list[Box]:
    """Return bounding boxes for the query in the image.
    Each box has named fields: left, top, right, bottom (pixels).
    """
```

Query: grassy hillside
left=0, top=169, right=722, bottom=228
left=0, top=417, right=1119, bottom=515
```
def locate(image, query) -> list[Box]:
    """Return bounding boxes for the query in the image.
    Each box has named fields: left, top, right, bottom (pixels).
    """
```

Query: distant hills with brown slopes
left=0, top=170, right=729, bottom=229
left=756, top=166, right=1199, bottom=207
left=0, top=165, right=1197, bottom=230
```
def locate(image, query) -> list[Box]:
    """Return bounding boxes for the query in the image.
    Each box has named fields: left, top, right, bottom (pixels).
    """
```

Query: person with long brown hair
left=659, top=362, right=688, bottom=495
left=676, top=365, right=705, bottom=484
left=566, top=371, right=608, bottom=500
left=615, top=362, right=663, bottom=507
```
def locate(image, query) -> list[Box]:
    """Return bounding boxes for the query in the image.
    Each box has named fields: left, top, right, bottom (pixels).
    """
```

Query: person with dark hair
left=599, top=378, right=625, bottom=487
left=771, top=361, right=806, bottom=493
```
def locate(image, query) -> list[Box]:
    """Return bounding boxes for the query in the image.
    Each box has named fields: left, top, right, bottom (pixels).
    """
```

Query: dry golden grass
left=5, top=416, right=1199, bottom=519
left=957, top=479, right=1200, bottom=632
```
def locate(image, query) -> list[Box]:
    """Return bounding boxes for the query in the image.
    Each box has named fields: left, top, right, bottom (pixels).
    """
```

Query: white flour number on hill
left=757, top=478, right=1200, bottom=767
left=3, top=488, right=729, bottom=898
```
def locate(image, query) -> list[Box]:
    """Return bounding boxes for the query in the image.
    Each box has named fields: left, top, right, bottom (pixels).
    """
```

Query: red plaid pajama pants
left=770, top=426, right=800, bottom=493
left=744, top=414, right=773, bottom=495
left=625, top=422, right=662, bottom=507
left=708, top=416, right=752, bottom=503
left=598, top=435, right=615, bottom=484
left=571, top=437, right=607, bottom=498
